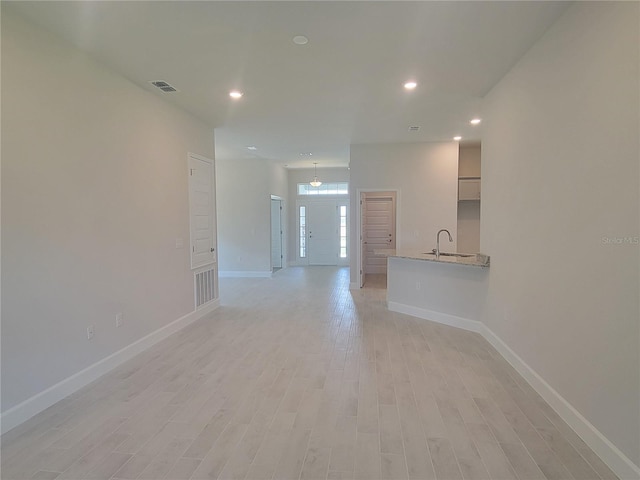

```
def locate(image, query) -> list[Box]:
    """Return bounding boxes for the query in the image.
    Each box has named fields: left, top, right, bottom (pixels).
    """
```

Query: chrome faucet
left=435, top=229, right=453, bottom=258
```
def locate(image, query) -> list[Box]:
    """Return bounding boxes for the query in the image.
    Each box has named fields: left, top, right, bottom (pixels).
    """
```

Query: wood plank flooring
left=1, top=267, right=617, bottom=479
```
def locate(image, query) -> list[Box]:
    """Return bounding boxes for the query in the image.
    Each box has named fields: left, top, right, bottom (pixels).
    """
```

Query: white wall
left=216, top=158, right=288, bottom=275
left=349, top=142, right=459, bottom=285
left=1, top=12, right=215, bottom=412
left=482, top=2, right=639, bottom=468
left=287, top=167, right=350, bottom=265
left=457, top=202, right=481, bottom=253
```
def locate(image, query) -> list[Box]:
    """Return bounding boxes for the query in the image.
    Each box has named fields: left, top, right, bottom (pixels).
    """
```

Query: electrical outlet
left=115, top=312, right=123, bottom=328
left=87, top=325, right=94, bottom=340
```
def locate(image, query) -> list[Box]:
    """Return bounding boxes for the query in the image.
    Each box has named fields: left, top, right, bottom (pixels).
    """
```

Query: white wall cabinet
left=458, top=178, right=481, bottom=201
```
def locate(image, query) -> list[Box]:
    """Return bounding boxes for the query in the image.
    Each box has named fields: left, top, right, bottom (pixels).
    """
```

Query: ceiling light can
left=470, top=118, right=481, bottom=125
left=293, top=35, right=309, bottom=45
left=404, top=81, right=417, bottom=90
left=229, top=90, right=243, bottom=99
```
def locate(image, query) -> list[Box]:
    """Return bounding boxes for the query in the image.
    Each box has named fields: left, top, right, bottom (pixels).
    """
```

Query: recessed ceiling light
left=229, top=90, right=243, bottom=99
left=408, top=126, right=420, bottom=132
left=453, top=136, right=462, bottom=141
left=300, top=152, right=313, bottom=157
left=404, top=81, right=417, bottom=90
left=247, top=146, right=257, bottom=151
left=470, top=118, right=481, bottom=125
left=293, top=35, right=308, bottom=45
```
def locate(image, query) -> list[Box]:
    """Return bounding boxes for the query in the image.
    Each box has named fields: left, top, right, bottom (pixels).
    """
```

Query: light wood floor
left=1, top=267, right=617, bottom=480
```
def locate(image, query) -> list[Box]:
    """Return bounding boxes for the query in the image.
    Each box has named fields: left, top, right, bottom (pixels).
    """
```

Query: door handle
left=210, top=248, right=215, bottom=252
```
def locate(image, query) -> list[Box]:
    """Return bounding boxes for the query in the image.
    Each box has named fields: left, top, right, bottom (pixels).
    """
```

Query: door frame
left=188, top=152, right=216, bottom=270
left=270, top=195, right=284, bottom=271
left=296, top=197, right=350, bottom=266
left=307, top=200, right=339, bottom=266
left=356, top=189, right=399, bottom=288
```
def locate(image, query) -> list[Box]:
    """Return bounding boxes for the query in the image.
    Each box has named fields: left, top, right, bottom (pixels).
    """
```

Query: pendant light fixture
left=310, top=162, right=322, bottom=187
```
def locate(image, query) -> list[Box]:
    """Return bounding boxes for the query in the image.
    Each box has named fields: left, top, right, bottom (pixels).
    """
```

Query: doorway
left=188, top=153, right=216, bottom=270
left=308, top=201, right=337, bottom=265
left=359, top=191, right=397, bottom=287
left=270, top=196, right=283, bottom=272
left=297, top=198, right=349, bottom=266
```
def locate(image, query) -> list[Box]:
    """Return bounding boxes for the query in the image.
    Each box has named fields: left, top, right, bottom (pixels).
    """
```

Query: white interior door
left=360, top=192, right=366, bottom=287
left=308, top=202, right=337, bottom=266
left=271, top=198, right=283, bottom=269
left=363, top=194, right=395, bottom=274
left=188, top=154, right=215, bottom=269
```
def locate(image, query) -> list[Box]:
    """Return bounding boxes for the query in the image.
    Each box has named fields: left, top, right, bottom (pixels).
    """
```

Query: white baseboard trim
left=218, top=271, right=272, bottom=278
left=480, top=325, right=640, bottom=480
left=287, top=261, right=307, bottom=267
left=388, top=300, right=640, bottom=480
left=388, top=301, right=483, bottom=333
left=0, top=300, right=220, bottom=435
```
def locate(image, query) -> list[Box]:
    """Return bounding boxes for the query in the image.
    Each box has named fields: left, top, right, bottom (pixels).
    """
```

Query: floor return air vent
left=194, top=267, right=216, bottom=308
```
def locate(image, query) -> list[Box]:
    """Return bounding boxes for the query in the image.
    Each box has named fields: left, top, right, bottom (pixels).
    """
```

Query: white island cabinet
left=383, top=250, right=489, bottom=330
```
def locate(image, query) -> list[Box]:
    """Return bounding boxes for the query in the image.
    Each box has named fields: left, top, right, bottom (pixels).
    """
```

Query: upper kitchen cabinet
left=458, top=177, right=481, bottom=201
left=458, top=143, right=481, bottom=201
left=457, top=143, right=481, bottom=253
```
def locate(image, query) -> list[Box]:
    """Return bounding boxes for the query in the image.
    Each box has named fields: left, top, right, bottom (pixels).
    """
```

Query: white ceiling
left=7, top=1, right=570, bottom=168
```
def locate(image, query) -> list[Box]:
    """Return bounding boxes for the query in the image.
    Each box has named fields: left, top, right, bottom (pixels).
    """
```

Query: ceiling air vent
left=408, top=126, right=420, bottom=132
left=149, top=81, right=178, bottom=93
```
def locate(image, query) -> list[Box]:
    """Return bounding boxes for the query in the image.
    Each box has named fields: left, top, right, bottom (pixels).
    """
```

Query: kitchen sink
left=422, top=252, right=475, bottom=258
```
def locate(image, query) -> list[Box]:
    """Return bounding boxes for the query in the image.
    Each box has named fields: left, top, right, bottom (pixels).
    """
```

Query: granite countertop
left=373, top=249, right=490, bottom=267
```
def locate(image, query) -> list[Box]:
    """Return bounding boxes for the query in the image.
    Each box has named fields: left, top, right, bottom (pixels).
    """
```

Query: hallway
left=1, top=267, right=614, bottom=479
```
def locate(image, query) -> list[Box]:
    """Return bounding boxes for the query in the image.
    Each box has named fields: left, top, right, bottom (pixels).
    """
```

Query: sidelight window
left=299, top=206, right=306, bottom=258
left=339, top=205, right=347, bottom=258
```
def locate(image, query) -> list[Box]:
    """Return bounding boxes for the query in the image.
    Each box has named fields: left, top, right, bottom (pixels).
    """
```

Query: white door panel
left=360, top=193, right=366, bottom=287
left=363, top=195, right=395, bottom=274
left=189, top=154, right=215, bottom=269
left=271, top=199, right=283, bottom=269
left=308, top=202, right=337, bottom=266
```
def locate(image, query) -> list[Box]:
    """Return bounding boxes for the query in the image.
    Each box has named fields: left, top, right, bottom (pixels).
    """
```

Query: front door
left=308, top=202, right=337, bottom=266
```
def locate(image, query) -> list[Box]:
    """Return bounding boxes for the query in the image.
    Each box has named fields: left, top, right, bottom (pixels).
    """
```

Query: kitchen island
left=376, top=249, right=490, bottom=329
